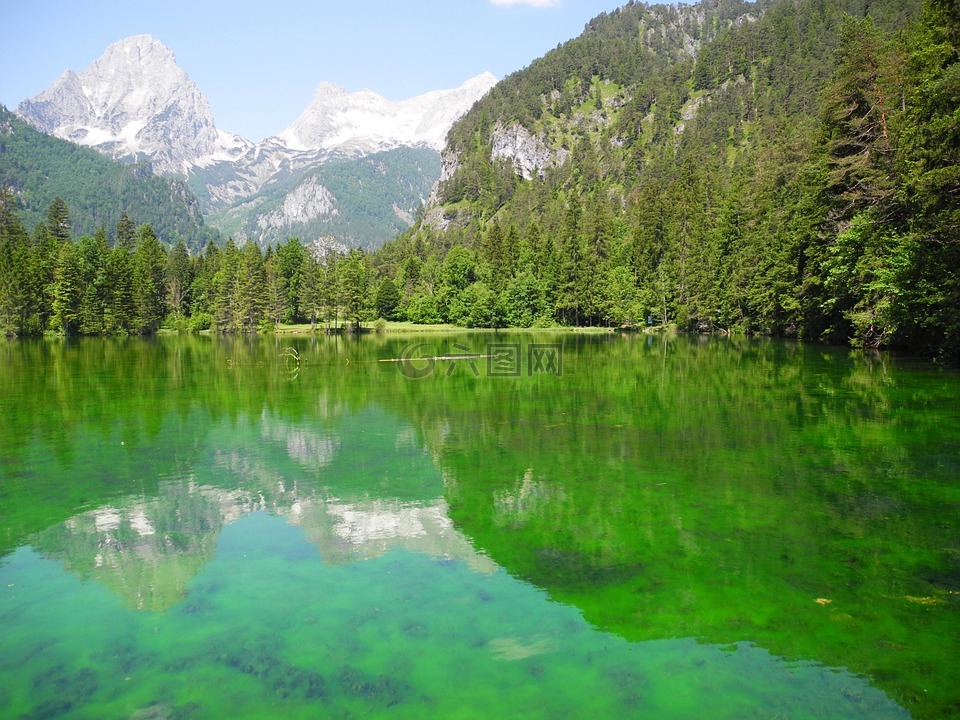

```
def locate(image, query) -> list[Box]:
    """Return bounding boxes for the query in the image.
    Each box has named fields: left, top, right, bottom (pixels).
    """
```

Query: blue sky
left=0, top=0, right=623, bottom=142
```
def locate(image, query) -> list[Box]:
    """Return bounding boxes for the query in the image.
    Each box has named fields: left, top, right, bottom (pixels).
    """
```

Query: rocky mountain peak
left=16, top=34, right=224, bottom=174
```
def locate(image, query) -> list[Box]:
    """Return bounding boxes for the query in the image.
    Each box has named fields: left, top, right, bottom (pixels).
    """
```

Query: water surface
left=1, top=334, right=958, bottom=718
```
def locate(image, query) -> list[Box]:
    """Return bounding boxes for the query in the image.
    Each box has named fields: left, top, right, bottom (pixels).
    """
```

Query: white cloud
left=489, top=0, right=560, bottom=7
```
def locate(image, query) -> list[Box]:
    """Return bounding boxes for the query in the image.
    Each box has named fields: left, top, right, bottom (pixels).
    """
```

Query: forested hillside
left=370, top=0, right=960, bottom=358
left=0, top=108, right=218, bottom=252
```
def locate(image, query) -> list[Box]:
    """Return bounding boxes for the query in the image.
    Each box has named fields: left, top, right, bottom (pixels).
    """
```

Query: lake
left=1, top=333, right=958, bottom=719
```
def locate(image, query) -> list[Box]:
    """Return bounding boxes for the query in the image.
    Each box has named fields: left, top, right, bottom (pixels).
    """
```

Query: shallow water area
left=1, top=333, right=957, bottom=718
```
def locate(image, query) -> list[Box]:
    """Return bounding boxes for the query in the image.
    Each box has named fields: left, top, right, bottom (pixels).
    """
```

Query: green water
left=0, top=333, right=958, bottom=719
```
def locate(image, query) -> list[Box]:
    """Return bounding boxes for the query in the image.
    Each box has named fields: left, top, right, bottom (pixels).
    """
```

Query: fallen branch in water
left=379, top=354, right=493, bottom=363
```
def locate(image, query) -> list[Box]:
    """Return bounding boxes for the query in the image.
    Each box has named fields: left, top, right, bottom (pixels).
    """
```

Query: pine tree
left=132, top=224, right=167, bottom=333
left=554, top=197, right=585, bottom=325
left=820, top=16, right=901, bottom=221
left=165, top=240, right=192, bottom=319
left=105, top=240, right=134, bottom=334
left=265, top=251, right=289, bottom=327
left=51, top=242, right=82, bottom=335
left=298, top=251, right=321, bottom=331
left=0, top=190, right=34, bottom=335
left=274, top=238, right=306, bottom=323
left=115, top=212, right=137, bottom=251
left=238, top=242, right=267, bottom=332
left=190, top=242, right=221, bottom=317
left=77, top=229, right=109, bottom=334
left=34, top=200, right=71, bottom=330
left=213, top=239, right=241, bottom=332
left=339, top=249, right=369, bottom=328
left=45, top=196, right=71, bottom=245
left=375, top=277, right=401, bottom=320
left=318, top=251, right=342, bottom=329
left=894, top=0, right=960, bottom=355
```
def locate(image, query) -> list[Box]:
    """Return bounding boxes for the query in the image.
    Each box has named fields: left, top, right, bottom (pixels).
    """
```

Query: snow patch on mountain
left=276, top=72, right=497, bottom=154
left=197, top=130, right=256, bottom=166
left=17, top=32, right=496, bottom=188
left=195, top=74, right=495, bottom=212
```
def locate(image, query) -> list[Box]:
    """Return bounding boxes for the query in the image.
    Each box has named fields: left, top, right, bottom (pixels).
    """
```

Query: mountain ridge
left=14, top=34, right=496, bottom=248
left=14, top=34, right=496, bottom=173
left=276, top=72, right=498, bottom=154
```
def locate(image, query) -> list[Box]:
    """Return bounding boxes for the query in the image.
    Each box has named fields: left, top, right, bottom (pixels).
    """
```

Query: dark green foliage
left=0, top=107, right=218, bottom=252
left=166, top=240, right=193, bottom=319
left=405, top=292, right=443, bottom=324
left=0, top=189, right=33, bottom=335
left=76, top=229, right=109, bottom=334
left=273, top=239, right=306, bottom=323
left=213, top=239, right=242, bottom=332
left=339, top=249, right=369, bottom=327
left=188, top=311, right=213, bottom=332
left=374, top=277, right=401, bottom=320
left=503, top=271, right=547, bottom=327
left=105, top=241, right=134, bottom=334
left=0, top=195, right=377, bottom=336
left=238, top=242, right=268, bottom=331
left=50, top=242, right=82, bottom=336
left=45, top=196, right=71, bottom=244
left=132, top=224, right=167, bottom=334
left=297, top=251, right=322, bottom=329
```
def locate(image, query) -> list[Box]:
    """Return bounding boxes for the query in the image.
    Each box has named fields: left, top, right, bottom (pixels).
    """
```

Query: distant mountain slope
left=202, top=147, right=440, bottom=250
left=0, top=107, right=218, bottom=250
left=437, top=0, right=920, bottom=214
left=186, top=74, right=497, bottom=228
left=437, top=0, right=772, bottom=209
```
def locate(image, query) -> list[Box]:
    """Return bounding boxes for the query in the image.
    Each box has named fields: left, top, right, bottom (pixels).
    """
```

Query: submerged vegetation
left=1, top=334, right=958, bottom=717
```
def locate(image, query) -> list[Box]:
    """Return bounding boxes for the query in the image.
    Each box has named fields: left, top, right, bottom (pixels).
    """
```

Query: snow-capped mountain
left=17, top=34, right=495, bottom=181
left=277, top=73, right=498, bottom=154
left=16, top=35, right=249, bottom=175
left=15, top=34, right=497, bottom=248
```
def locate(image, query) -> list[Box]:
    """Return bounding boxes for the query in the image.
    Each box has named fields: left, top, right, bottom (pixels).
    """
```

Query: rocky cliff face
left=257, top=176, right=339, bottom=230
left=434, top=1, right=761, bottom=201
left=490, top=123, right=569, bottom=181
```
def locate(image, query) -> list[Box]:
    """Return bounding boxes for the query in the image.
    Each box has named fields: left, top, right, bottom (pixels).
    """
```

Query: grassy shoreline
left=254, top=321, right=664, bottom=336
